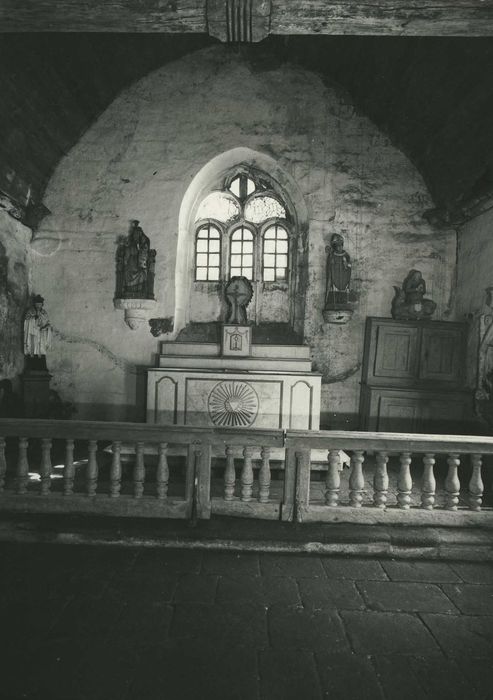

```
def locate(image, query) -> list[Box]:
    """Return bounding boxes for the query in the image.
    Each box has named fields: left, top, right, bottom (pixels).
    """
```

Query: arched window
left=263, top=225, right=288, bottom=281
left=193, top=170, right=290, bottom=283
left=195, top=224, right=221, bottom=281
left=230, top=227, right=254, bottom=279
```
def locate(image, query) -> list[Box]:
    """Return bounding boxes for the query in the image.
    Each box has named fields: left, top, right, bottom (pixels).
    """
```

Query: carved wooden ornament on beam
left=207, top=0, right=272, bottom=42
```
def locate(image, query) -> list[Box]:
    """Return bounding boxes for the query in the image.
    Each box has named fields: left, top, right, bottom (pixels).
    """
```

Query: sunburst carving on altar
left=208, top=380, right=259, bottom=427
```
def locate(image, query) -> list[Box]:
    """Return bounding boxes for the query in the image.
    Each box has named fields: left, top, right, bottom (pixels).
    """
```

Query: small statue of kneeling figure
left=391, top=269, right=436, bottom=320
left=23, top=294, right=52, bottom=370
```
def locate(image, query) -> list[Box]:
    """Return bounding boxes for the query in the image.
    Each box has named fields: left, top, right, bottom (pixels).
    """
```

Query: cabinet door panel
left=419, top=328, right=463, bottom=384
left=373, top=326, right=419, bottom=380
left=377, top=395, right=420, bottom=432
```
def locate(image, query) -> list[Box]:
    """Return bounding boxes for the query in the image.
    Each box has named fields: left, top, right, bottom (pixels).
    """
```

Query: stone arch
left=174, top=147, right=309, bottom=337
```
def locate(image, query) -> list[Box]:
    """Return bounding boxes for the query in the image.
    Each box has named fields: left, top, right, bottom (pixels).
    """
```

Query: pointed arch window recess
left=194, top=171, right=290, bottom=283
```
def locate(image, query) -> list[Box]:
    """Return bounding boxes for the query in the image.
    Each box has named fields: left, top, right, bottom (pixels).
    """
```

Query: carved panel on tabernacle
left=289, top=380, right=313, bottom=430
left=154, top=376, right=178, bottom=425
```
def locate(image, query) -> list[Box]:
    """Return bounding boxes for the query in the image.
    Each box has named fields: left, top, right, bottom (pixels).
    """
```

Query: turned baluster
left=397, top=452, right=413, bottom=509
left=445, top=453, right=461, bottom=510
left=259, top=447, right=271, bottom=503
left=224, top=445, right=236, bottom=500
left=325, top=450, right=341, bottom=506
left=63, top=439, right=75, bottom=496
left=373, top=451, right=389, bottom=509
left=40, top=438, right=52, bottom=496
left=349, top=451, right=365, bottom=507
left=421, top=453, right=436, bottom=510
left=133, top=442, right=146, bottom=498
left=241, top=446, right=254, bottom=502
left=468, top=454, right=483, bottom=511
left=0, top=437, right=6, bottom=493
left=17, top=437, right=29, bottom=494
left=156, top=443, right=169, bottom=500
left=109, top=441, right=122, bottom=498
left=86, top=440, right=98, bottom=496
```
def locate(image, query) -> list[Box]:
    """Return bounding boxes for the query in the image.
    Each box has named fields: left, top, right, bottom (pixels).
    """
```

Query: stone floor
left=1, top=542, right=492, bottom=700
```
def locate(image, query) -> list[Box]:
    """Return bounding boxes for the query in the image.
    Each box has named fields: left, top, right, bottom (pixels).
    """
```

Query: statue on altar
left=115, top=220, right=156, bottom=300
left=23, top=295, right=52, bottom=367
left=391, top=269, right=436, bottom=321
left=224, top=276, right=253, bottom=325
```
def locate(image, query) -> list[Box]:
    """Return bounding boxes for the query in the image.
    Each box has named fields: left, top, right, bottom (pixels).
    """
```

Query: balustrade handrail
left=0, top=418, right=284, bottom=447
left=285, top=429, right=493, bottom=454
left=1, top=419, right=492, bottom=453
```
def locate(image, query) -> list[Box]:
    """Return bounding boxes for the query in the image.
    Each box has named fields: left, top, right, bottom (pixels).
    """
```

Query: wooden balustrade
left=0, top=419, right=492, bottom=525
left=284, top=429, right=493, bottom=524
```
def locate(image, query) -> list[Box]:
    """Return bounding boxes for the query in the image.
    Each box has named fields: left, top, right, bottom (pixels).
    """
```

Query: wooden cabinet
left=360, top=318, right=472, bottom=433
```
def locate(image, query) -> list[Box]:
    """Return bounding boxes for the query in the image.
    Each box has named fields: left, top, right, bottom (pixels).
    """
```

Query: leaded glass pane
left=209, top=253, right=220, bottom=266
left=244, top=196, right=286, bottom=224
left=209, top=268, right=220, bottom=281
left=196, top=268, right=207, bottom=281
left=229, top=177, right=241, bottom=197
left=264, top=239, right=276, bottom=253
left=196, top=239, right=208, bottom=252
left=231, top=241, right=242, bottom=254
left=277, top=239, right=288, bottom=253
left=196, top=253, right=208, bottom=266
left=209, top=238, right=220, bottom=252
left=264, top=254, right=275, bottom=267
left=195, top=192, right=240, bottom=223
left=264, top=268, right=275, bottom=281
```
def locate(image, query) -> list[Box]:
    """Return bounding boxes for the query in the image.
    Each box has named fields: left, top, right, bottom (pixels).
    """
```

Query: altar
left=146, top=337, right=321, bottom=430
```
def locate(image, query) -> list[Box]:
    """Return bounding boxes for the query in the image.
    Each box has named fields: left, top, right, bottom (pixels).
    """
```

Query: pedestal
left=22, top=369, right=52, bottom=418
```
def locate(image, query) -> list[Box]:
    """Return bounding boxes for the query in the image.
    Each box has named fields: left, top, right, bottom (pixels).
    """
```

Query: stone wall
left=0, top=211, right=31, bottom=390
left=32, top=45, right=457, bottom=425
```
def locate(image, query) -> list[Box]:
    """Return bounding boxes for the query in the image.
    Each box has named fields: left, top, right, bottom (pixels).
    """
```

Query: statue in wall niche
left=115, top=220, right=156, bottom=300
left=23, top=295, right=52, bottom=368
left=224, top=276, right=253, bottom=325
left=323, top=233, right=358, bottom=324
left=391, top=269, right=436, bottom=321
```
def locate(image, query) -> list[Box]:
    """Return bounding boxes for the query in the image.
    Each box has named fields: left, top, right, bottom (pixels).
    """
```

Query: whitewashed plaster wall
left=32, top=45, right=457, bottom=424
left=456, top=208, right=493, bottom=389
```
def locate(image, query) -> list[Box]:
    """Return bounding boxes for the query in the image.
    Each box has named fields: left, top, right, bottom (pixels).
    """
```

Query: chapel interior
left=1, top=6, right=493, bottom=698
left=1, top=27, right=493, bottom=436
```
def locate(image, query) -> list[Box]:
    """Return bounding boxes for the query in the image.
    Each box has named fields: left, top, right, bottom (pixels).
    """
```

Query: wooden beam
left=271, top=1, right=493, bottom=37
left=0, top=1, right=493, bottom=36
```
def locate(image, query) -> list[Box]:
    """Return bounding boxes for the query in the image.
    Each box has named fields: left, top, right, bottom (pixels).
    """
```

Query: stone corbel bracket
left=114, top=298, right=156, bottom=330
left=207, top=0, right=271, bottom=42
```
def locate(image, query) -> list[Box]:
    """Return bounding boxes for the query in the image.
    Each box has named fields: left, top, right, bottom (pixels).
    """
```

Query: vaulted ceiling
left=1, top=31, right=493, bottom=227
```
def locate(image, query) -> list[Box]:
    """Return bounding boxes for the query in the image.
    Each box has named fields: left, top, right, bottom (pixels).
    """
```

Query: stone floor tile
left=441, top=583, right=493, bottom=615
left=130, top=644, right=259, bottom=700
left=260, top=553, right=326, bottom=578
left=268, top=605, right=349, bottom=652
left=315, top=652, right=384, bottom=700
left=171, top=602, right=268, bottom=648
left=341, top=611, right=440, bottom=654
left=74, top=641, right=140, bottom=700
left=321, top=557, right=388, bottom=580
left=449, top=562, right=493, bottom=584
left=109, top=601, right=173, bottom=646
left=173, top=573, right=218, bottom=603
left=381, top=560, right=460, bottom=583
left=202, top=551, right=261, bottom=576
left=216, top=575, right=300, bottom=605
left=0, top=598, right=72, bottom=649
left=298, top=578, right=365, bottom=610
left=48, top=594, right=124, bottom=641
left=104, top=571, right=177, bottom=603
left=358, top=580, right=459, bottom=613
left=421, top=613, right=493, bottom=656
left=132, top=548, right=202, bottom=574
left=451, top=656, right=493, bottom=697
left=373, top=654, right=473, bottom=700
left=259, top=650, right=322, bottom=700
